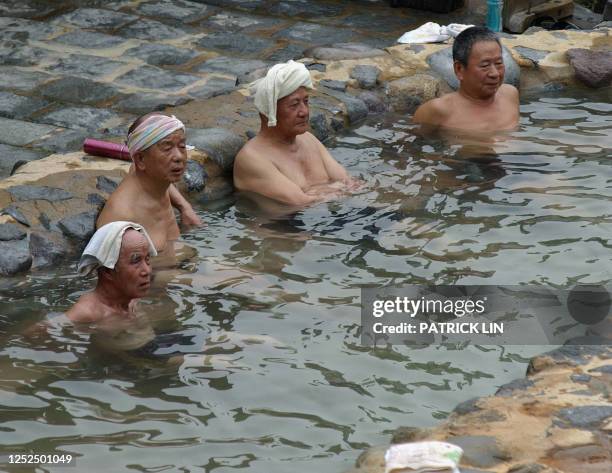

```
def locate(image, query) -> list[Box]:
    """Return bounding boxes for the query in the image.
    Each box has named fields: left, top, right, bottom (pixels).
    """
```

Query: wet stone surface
left=0, top=67, right=51, bottom=92
left=265, top=43, right=305, bottom=62
left=187, top=127, right=245, bottom=171
left=116, top=66, right=202, bottom=92
left=113, top=92, right=192, bottom=114
left=37, top=77, right=121, bottom=105
left=0, top=92, right=49, bottom=120
left=45, top=54, right=126, bottom=80
left=29, top=230, right=69, bottom=269
left=52, top=8, right=138, bottom=30
left=0, top=223, right=26, bottom=241
left=0, top=17, right=59, bottom=41
left=195, top=56, right=269, bottom=78
left=0, top=240, right=32, bottom=276
left=123, top=43, right=200, bottom=67
left=38, top=106, right=124, bottom=132
left=8, top=185, right=73, bottom=202
left=495, top=378, right=535, bottom=397
left=201, top=11, right=285, bottom=33
left=188, top=76, right=237, bottom=99
left=136, top=0, right=218, bottom=22
left=555, top=405, right=612, bottom=429
left=0, top=144, right=46, bottom=178
left=58, top=210, right=97, bottom=243
left=198, top=31, right=276, bottom=55
left=449, top=435, right=510, bottom=469
left=0, top=1, right=59, bottom=19
left=274, top=22, right=356, bottom=45
left=30, top=129, right=89, bottom=154
left=52, top=30, right=128, bottom=49
left=0, top=117, right=58, bottom=147
left=117, top=18, right=191, bottom=40
left=350, top=65, right=380, bottom=89
left=0, top=205, right=30, bottom=227
left=0, top=42, right=56, bottom=67
left=182, top=160, right=208, bottom=192
left=268, top=0, right=345, bottom=19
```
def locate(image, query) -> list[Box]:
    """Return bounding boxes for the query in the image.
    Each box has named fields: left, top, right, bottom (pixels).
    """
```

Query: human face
left=139, top=129, right=187, bottom=183
left=112, top=230, right=152, bottom=299
left=276, top=87, right=310, bottom=136
left=455, top=41, right=504, bottom=99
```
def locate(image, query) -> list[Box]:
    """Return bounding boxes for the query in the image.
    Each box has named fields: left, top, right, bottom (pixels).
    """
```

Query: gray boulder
left=350, top=65, right=380, bottom=89
left=0, top=240, right=32, bottom=276
left=567, top=48, right=612, bottom=88
left=304, top=42, right=386, bottom=60
left=29, top=231, right=69, bottom=269
left=187, top=128, right=245, bottom=172
left=0, top=223, right=26, bottom=241
left=58, top=210, right=97, bottom=243
left=182, top=160, right=208, bottom=193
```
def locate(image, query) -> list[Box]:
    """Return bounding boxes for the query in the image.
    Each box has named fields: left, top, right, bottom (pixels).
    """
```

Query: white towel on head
left=397, top=22, right=474, bottom=44
left=250, top=60, right=313, bottom=127
left=78, top=221, right=157, bottom=276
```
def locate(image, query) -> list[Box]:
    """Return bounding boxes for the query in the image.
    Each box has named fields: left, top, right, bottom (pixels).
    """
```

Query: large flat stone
left=0, top=92, right=49, bottom=120
left=37, top=106, right=124, bottom=131
left=116, top=65, right=202, bottom=92
left=449, top=435, right=510, bottom=469
left=0, top=240, right=32, bottom=276
left=136, top=0, right=217, bottom=21
left=268, top=0, right=345, bottom=18
left=52, top=30, right=128, bottom=49
left=265, top=43, right=306, bottom=62
left=117, top=18, right=190, bottom=40
left=350, top=65, right=380, bottom=90
left=338, top=12, right=414, bottom=33
left=58, top=210, right=97, bottom=244
left=0, top=41, right=57, bottom=67
left=0, top=1, right=58, bottom=19
left=188, top=76, right=237, bottom=99
left=52, top=8, right=138, bottom=30
left=274, top=22, right=355, bottom=44
left=192, top=0, right=261, bottom=11
left=30, top=128, right=88, bottom=154
left=320, top=89, right=368, bottom=124
left=555, top=405, right=612, bottom=429
left=45, top=54, right=126, bottom=80
left=37, top=77, right=120, bottom=105
left=0, top=117, right=58, bottom=146
left=29, top=231, right=69, bottom=269
left=567, top=48, right=612, bottom=88
left=197, top=31, right=275, bottom=55
left=195, top=56, right=269, bottom=77
left=187, top=127, right=245, bottom=171
left=0, top=67, right=52, bottom=92
left=0, top=17, right=58, bottom=40
left=8, top=185, right=73, bottom=202
left=514, top=46, right=550, bottom=66
left=200, top=11, right=284, bottom=33
left=0, top=143, right=46, bottom=178
left=426, top=45, right=520, bottom=90
left=303, top=43, right=386, bottom=60
left=0, top=223, right=26, bottom=241
left=123, top=43, right=199, bottom=66
left=113, top=92, right=192, bottom=114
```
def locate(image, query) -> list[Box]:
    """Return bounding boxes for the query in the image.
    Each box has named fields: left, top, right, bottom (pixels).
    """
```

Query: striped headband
left=126, top=114, right=185, bottom=157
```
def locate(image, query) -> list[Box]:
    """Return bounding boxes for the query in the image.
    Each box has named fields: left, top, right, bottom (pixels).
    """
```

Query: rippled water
left=1, top=90, right=610, bottom=472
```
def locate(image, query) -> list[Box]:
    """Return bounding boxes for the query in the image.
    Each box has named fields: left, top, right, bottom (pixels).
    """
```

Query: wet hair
left=452, top=26, right=501, bottom=66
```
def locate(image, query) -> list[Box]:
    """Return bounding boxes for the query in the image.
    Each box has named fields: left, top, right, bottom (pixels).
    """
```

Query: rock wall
left=348, top=345, right=611, bottom=473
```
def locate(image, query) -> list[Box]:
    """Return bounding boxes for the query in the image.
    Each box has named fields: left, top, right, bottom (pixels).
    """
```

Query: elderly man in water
left=234, top=60, right=355, bottom=206
left=67, top=221, right=156, bottom=323
left=413, top=26, right=519, bottom=132
left=97, top=114, right=197, bottom=254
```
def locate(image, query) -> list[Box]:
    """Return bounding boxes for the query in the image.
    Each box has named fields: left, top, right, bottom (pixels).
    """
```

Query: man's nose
left=141, top=261, right=152, bottom=277
left=170, top=145, right=186, bottom=162
left=297, top=102, right=308, bottom=116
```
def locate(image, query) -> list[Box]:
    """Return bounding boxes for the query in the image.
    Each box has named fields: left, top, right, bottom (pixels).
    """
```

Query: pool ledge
left=346, top=345, right=612, bottom=473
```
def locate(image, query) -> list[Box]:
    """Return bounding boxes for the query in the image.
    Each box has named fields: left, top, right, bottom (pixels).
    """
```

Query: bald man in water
left=234, top=60, right=354, bottom=207
left=414, top=26, right=519, bottom=132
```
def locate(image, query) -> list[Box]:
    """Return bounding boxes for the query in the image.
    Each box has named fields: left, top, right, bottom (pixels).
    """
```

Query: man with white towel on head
left=234, top=60, right=355, bottom=207
left=67, top=221, right=156, bottom=323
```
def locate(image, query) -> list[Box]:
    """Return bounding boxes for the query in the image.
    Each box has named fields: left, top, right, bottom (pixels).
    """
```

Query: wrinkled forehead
left=119, top=229, right=149, bottom=256
left=469, top=40, right=503, bottom=61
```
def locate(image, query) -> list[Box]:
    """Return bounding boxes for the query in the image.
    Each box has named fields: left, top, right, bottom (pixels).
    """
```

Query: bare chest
left=268, top=142, right=330, bottom=189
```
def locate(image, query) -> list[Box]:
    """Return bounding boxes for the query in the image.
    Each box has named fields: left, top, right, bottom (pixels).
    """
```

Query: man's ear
left=133, top=151, right=146, bottom=171
left=99, top=267, right=114, bottom=282
left=453, top=60, right=464, bottom=81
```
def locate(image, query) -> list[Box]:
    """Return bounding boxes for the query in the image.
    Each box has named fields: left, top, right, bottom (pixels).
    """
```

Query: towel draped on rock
left=78, top=221, right=157, bottom=276
left=397, top=22, right=473, bottom=44
left=250, top=60, right=313, bottom=127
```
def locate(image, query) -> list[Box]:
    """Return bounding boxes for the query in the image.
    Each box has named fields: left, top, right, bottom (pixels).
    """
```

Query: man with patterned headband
left=234, top=60, right=355, bottom=207
left=97, top=114, right=192, bottom=254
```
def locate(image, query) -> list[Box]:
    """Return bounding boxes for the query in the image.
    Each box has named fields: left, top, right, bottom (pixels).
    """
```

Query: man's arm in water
left=234, top=150, right=319, bottom=206
left=306, top=132, right=350, bottom=182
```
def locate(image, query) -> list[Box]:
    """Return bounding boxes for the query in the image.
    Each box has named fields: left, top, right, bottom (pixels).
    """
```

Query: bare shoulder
left=499, top=84, right=519, bottom=101
left=97, top=179, right=137, bottom=227
left=66, top=294, right=99, bottom=324
left=413, top=95, right=452, bottom=125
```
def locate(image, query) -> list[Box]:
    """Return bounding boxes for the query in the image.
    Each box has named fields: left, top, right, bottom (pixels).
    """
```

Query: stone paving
left=0, top=0, right=487, bottom=179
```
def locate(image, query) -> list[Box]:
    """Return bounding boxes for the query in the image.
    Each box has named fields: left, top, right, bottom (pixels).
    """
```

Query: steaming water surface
left=1, top=90, right=610, bottom=472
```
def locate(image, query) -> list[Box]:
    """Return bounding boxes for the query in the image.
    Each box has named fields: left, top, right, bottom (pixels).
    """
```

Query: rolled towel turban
left=78, top=221, right=158, bottom=276
left=250, top=60, right=313, bottom=127
left=126, top=114, right=185, bottom=157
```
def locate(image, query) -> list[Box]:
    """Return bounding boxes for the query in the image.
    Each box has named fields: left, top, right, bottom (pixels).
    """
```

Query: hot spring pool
left=1, top=89, right=610, bottom=472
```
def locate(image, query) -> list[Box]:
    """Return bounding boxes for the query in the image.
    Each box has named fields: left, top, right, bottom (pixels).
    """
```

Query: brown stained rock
left=547, top=443, right=612, bottom=473
left=566, top=48, right=612, bottom=88
left=355, top=445, right=386, bottom=472
left=385, top=74, right=442, bottom=113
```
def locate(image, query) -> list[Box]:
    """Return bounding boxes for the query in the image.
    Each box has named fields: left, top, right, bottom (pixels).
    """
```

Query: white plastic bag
left=384, top=441, right=463, bottom=473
